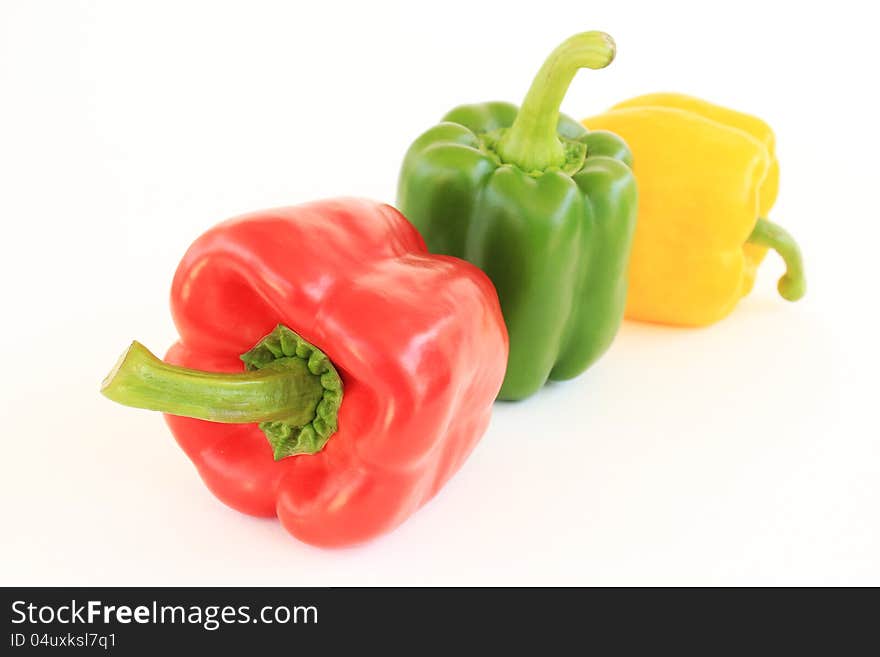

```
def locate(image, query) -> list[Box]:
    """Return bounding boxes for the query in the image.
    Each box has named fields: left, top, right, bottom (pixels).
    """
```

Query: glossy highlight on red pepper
left=105, top=199, right=508, bottom=547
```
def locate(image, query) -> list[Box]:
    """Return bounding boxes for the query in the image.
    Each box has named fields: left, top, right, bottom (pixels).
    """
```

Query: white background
left=1, top=0, right=877, bottom=586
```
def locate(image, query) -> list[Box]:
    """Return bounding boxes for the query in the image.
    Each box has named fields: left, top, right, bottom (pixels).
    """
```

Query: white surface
left=1, top=0, right=877, bottom=586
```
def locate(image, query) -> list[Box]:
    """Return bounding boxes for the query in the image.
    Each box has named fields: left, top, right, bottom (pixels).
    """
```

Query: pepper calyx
left=481, top=129, right=588, bottom=177
left=240, top=325, right=343, bottom=459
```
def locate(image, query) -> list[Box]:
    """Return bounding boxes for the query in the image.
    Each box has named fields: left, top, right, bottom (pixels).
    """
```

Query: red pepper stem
left=101, top=341, right=324, bottom=426
left=496, top=31, right=616, bottom=172
left=747, top=217, right=806, bottom=301
left=100, top=325, right=344, bottom=459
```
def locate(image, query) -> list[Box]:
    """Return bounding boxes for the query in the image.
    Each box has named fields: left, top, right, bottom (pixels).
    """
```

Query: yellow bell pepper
left=583, top=93, right=805, bottom=326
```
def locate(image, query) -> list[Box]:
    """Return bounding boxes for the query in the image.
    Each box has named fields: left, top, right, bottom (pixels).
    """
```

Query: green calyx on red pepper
left=102, top=325, right=343, bottom=459
left=397, top=31, right=638, bottom=400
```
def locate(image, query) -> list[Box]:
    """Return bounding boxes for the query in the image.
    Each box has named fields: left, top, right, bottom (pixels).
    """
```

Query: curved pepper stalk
left=496, top=31, right=616, bottom=172
left=102, top=325, right=343, bottom=459
left=747, top=218, right=806, bottom=302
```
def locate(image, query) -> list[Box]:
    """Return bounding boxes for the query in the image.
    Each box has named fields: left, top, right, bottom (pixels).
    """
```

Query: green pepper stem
left=101, top=341, right=324, bottom=426
left=495, top=31, right=616, bottom=172
left=747, top=217, right=806, bottom=301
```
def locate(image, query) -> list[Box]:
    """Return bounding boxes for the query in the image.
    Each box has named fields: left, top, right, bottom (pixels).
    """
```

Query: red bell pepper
left=101, top=198, right=508, bottom=547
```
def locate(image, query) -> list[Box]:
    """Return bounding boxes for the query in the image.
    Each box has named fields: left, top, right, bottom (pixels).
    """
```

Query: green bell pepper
left=397, top=31, right=638, bottom=400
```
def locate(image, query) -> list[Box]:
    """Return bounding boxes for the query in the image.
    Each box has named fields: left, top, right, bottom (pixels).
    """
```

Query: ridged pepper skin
left=108, top=199, right=508, bottom=547
left=397, top=33, right=637, bottom=400
left=583, top=93, right=805, bottom=326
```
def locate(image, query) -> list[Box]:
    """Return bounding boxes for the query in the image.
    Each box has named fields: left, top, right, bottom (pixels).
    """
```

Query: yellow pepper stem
left=747, top=218, right=806, bottom=301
